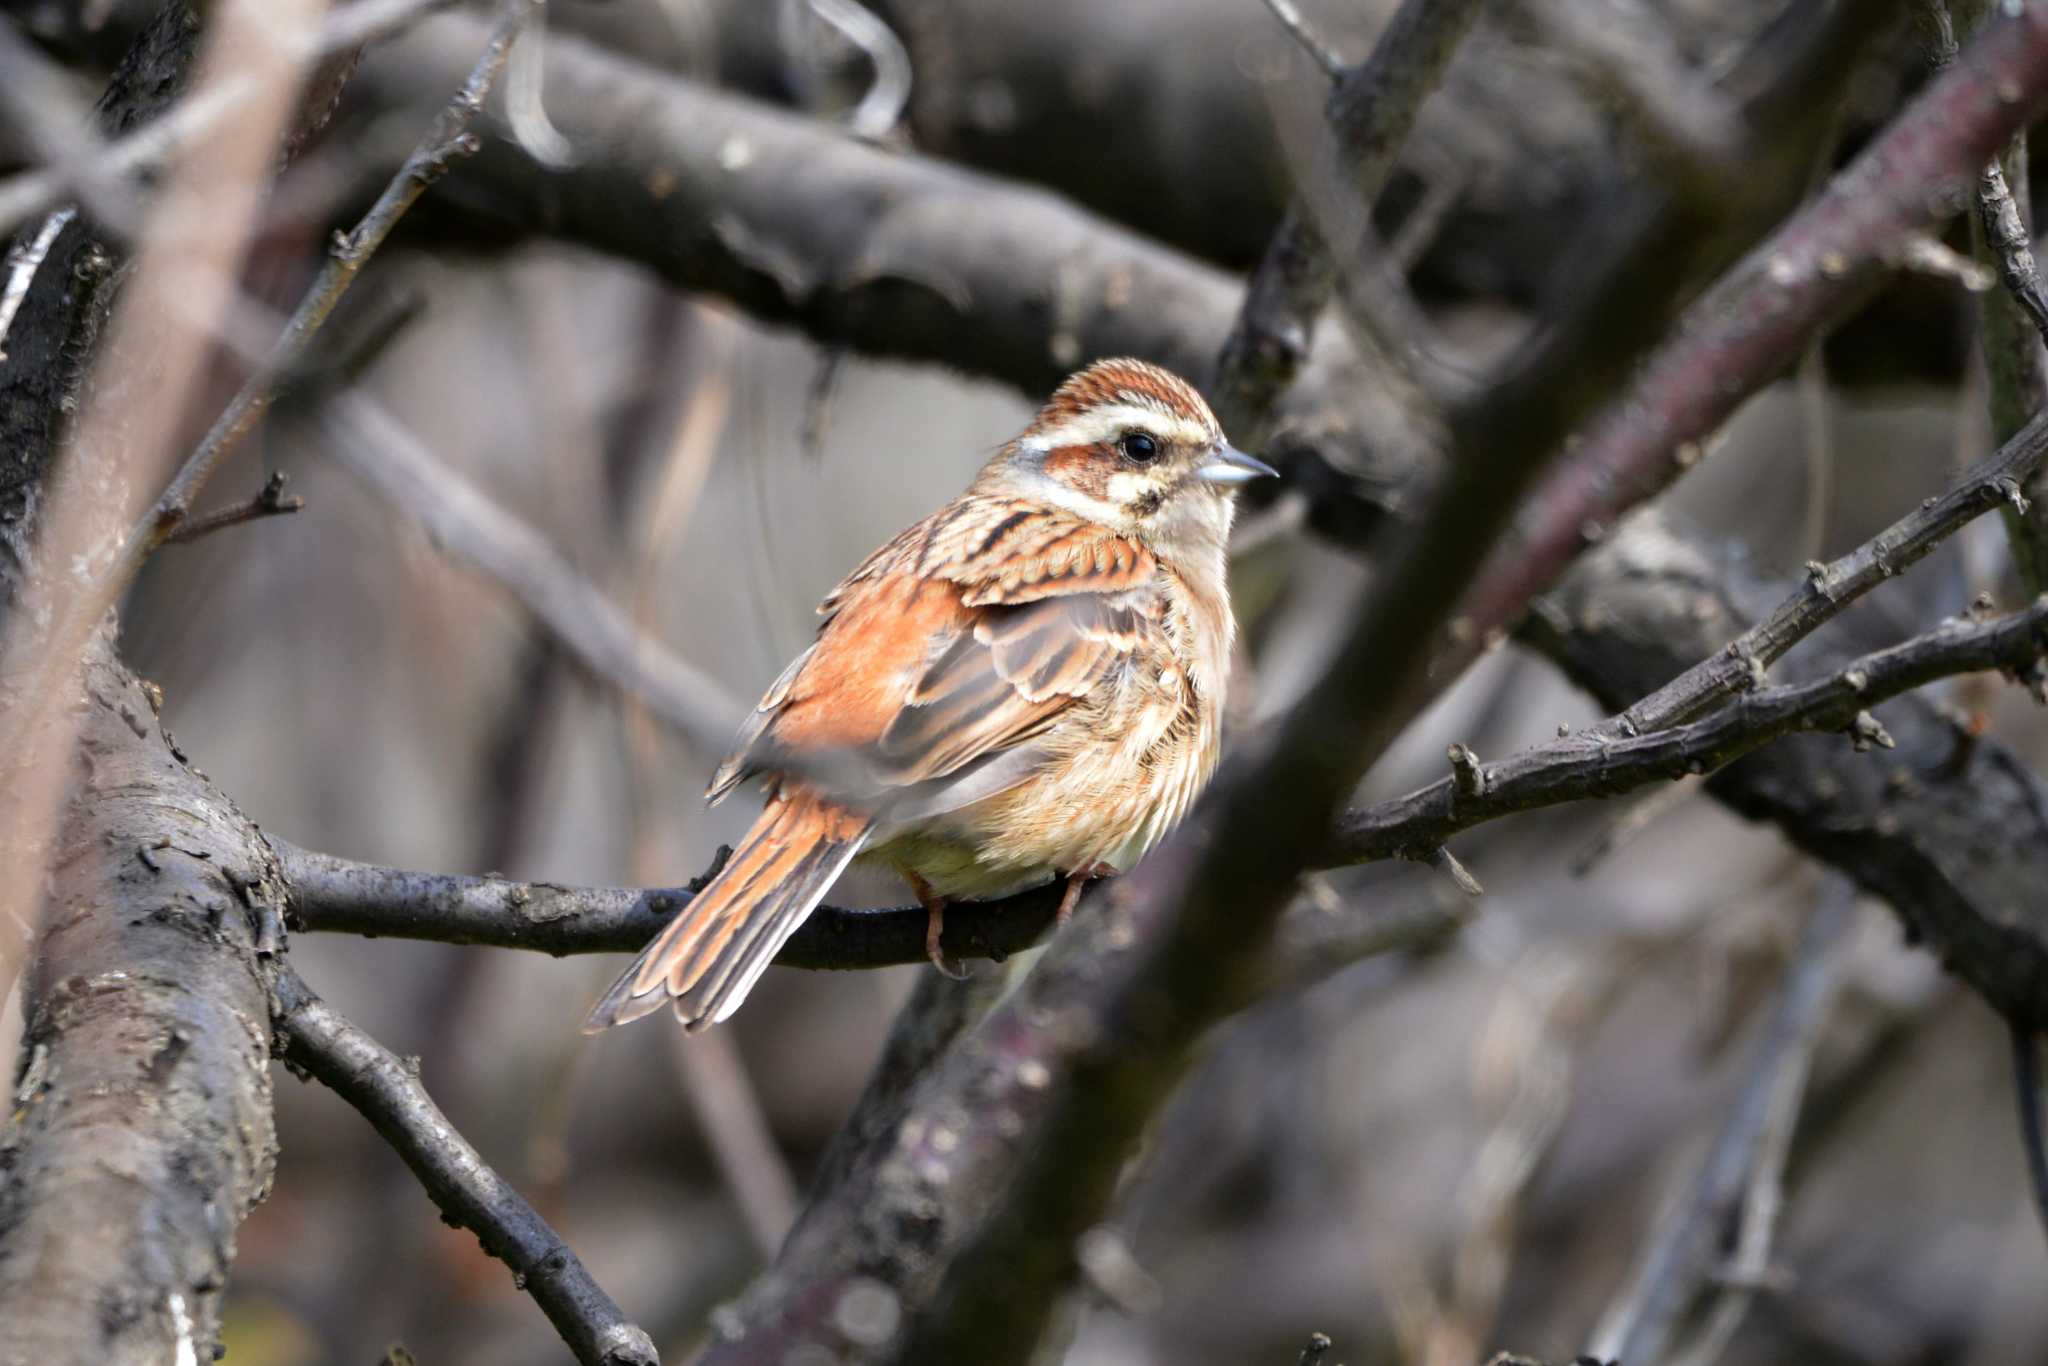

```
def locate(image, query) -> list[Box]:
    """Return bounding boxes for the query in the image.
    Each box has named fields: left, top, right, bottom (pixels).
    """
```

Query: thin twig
left=1609, top=405, right=2048, bottom=738
left=136, top=0, right=535, bottom=558
left=272, top=966, right=660, bottom=1366
left=160, top=472, right=303, bottom=546
left=1332, top=596, right=2048, bottom=864
left=1587, top=880, right=1857, bottom=1366
left=1211, top=0, right=1487, bottom=440
left=1257, top=0, right=1345, bottom=79
left=2012, top=1021, right=2048, bottom=1250
left=0, top=0, right=464, bottom=238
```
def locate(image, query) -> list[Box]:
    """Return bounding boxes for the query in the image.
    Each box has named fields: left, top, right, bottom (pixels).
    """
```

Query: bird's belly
left=865, top=707, right=1218, bottom=902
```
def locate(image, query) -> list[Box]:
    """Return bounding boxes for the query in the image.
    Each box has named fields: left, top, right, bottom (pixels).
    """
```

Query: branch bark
left=0, top=644, right=284, bottom=1361
left=273, top=966, right=660, bottom=1366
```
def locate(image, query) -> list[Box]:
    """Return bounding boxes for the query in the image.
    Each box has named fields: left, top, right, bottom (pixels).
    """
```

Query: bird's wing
left=707, top=498, right=1160, bottom=812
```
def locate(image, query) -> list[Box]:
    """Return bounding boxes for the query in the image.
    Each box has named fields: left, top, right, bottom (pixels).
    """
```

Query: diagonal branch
left=1586, top=879, right=1857, bottom=1365
left=272, top=965, right=660, bottom=1366
left=312, top=389, right=742, bottom=753
left=1452, top=1, right=2048, bottom=657
left=1213, top=0, right=1487, bottom=441
left=138, top=0, right=534, bottom=556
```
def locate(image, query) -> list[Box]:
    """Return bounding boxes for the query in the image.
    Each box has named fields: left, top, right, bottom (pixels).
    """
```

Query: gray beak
left=1195, top=442, right=1280, bottom=486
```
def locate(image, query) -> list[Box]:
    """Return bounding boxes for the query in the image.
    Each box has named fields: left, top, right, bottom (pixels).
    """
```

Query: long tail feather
left=583, top=791, right=870, bottom=1033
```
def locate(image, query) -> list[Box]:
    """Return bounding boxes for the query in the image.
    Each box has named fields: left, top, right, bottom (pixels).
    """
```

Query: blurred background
left=10, top=0, right=2048, bottom=1362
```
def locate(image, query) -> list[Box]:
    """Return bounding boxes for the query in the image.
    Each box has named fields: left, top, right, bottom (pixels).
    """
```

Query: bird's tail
left=583, top=790, right=871, bottom=1032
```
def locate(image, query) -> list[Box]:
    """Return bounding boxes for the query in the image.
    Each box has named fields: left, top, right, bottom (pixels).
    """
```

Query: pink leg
left=904, top=867, right=971, bottom=980
left=1055, top=862, right=1116, bottom=929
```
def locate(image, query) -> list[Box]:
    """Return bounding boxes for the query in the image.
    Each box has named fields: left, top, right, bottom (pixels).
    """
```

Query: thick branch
left=0, top=646, right=284, bottom=1360
left=272, top=965, right=659, bottom=1366
left=887, top=8, right=1889, bottom=1362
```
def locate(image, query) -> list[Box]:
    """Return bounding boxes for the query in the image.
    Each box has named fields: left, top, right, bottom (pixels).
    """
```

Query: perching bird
left=584, top=358, right=1275, bottom=1032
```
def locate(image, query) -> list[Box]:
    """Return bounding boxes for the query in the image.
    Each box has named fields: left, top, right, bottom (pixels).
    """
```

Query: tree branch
left=1335, top=595, right=2048, bottom=864
left=272, top=965, right=660, bottom=1366
left=1453, top=2, right=2048, bottom=654
left=136, top=0, right=534, bottom=556
left=1211, top=0, right=1486, bottom=442
left=279, top=593, right=2048, bottom=976
left=884, top=7, right=1891, bottom=1362
left=310, top=388, right=742, bottom=754
left=1587, top=880, right=1856, bottom=1364
left=1606, top=404, right=2048, bottom=736
left=0, top=643, right=285, bottom=1360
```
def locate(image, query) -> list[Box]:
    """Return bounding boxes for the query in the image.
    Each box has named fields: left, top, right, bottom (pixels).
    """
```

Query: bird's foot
left=923, top=901, right=973, bottom=979
left=904, top=867, right=973, bottom=980
left=1054, top=862, right=1117, bottom=929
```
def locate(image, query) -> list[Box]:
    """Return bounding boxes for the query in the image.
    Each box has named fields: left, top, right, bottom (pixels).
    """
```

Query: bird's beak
left=1195, top=442, right=1279, bottom=486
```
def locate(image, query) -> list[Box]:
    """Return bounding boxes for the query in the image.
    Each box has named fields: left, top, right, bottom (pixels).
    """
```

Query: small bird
left=585, top=358, right=1275, bottom=1032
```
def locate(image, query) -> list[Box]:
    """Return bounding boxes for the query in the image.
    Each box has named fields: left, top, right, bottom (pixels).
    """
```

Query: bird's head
left=982, top=358, right=1276, bottom=559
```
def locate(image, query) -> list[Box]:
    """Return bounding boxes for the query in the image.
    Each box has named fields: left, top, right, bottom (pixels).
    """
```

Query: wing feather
left=709, top=499, right=1163, bottom=817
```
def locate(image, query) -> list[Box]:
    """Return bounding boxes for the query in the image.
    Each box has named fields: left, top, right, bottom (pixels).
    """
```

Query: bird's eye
left=1119, top=432, right=1160, bottom=464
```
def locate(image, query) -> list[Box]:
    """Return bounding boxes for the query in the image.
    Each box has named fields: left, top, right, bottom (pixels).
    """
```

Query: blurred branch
left=272, top=965, right=661, bottom=1366
left=311, top=389, right=742, bottom=754
left=884, top=9, right=1891, bottom=1363
left=1211, top=0, right=1485, bottom=441
left=1518, top=0, right=1744, bottom=179
left=2014, top=1023, right=2048, bottom=1248
left=1587, top=880, right=1856, bottom=1365
left=137, top=0, right=534, bottom=557
left=1453, top=2, right=2048, bottom=655
left=0, top=0, right=464, bottom=237
left=1256, top=0, right=1343, bottom=79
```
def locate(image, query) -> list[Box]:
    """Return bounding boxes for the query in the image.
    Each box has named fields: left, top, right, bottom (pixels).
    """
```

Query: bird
left=584, top=357, right=1276, bottom=1033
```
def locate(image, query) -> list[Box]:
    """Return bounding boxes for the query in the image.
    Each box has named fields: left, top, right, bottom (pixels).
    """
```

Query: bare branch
left=1256, top=0, right=1345, bottom=79
left=1211, top=0, right=1487, bottom=440
left=1336, top=597, right=2048, bottom=865
left=1610, top=405, right=2048, bottom=737
left=272, top=837, right=1066, bottom=967
left=272, top=966, right=660, bottom=1366
left=138, top=0, right=533, bottom=556
left=1453, top=4, right=2048, bottom=657
left=160, top=471, right=304, bottom=546
left=1587, top=881, right=1856, bottom=1365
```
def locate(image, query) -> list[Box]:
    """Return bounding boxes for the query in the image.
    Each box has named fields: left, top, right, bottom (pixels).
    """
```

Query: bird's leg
left=903, top=866, right=971, bottom=980
left=1055, top=862, right=1117, bottom=929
